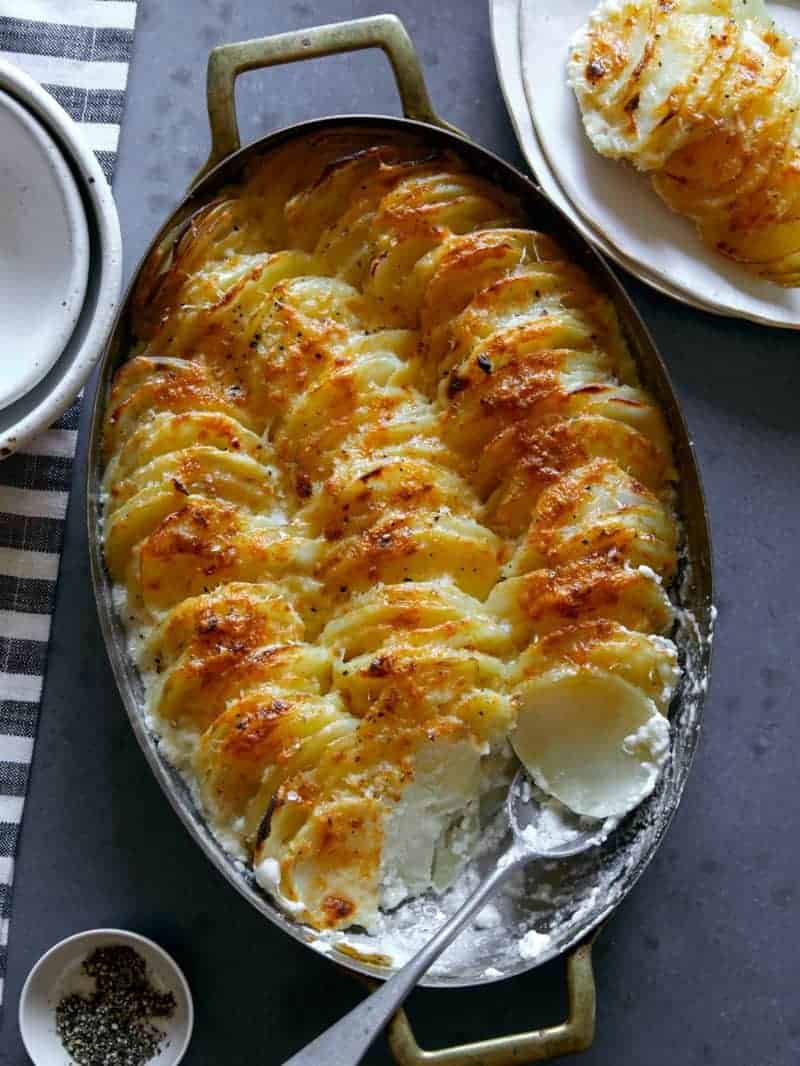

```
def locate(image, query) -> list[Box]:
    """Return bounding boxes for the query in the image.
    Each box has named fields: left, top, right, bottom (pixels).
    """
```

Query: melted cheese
left=103, top=134, right=680, bottom=931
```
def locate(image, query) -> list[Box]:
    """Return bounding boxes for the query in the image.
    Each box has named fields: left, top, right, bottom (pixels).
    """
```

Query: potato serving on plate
left=569, top=0, right=800, bottom=286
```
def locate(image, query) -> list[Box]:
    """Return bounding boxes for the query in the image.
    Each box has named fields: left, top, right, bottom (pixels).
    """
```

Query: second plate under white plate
left=517, top=0, right=800, bottom=330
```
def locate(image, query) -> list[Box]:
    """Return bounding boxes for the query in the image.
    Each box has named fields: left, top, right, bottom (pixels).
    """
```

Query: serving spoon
left=280, top=768, right=604, bottom=1066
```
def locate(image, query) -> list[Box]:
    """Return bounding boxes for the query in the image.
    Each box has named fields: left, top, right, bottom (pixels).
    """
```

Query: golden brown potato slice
left=142, top=582, right=303, bottom=674
left=654, top=62, right=797, bottom=225
left=418, top=229, right=563, bottom=345
left=128, top=498, right=322, bottom=615
left=242, top=131, right=424, bottom=249
left=103, top=357, right=258, bottom=461
left=104, top=449, right=285, bottom=581
left=285, top=146, right=433, bottom=253
left=477, top=414, right=675, bottom=537
left=569, top=0, right=787, bottom=165
left=570, top=0, right=800, bottom=284
left=508, top=457, right=678, bottom=578
left=319, top=581, right=513, bottom=660
left=132, top=198, right=255, bottom=339
left=486, top=556, right=674, bottom=645
left=440, top=329, right=617, bottom=458
left=195, top=689, right=357, bottom=847
left=103, top=411, right=268, bottom=493
left=273, top=335, right=428, bottom=484
left=106, top=445, right=284, bottom=516
left=364, top=163, right=520, bottom=323
left=298, top=454, right=478, bottom=540
left=154, top=641, right=332, bottom=746
left=316, top=511, right=505, bottom=607
left=335, top=643, right=511, bottom=738
left=568, top=0, right=658, bottom=159
left=431, top=267, right=636, bottom=386
left=512, top=619, right=679, bottom=712
left=142, top=249, right=316, bottom=365
left=638, top=12, right=739, bottom=166
left=256, top=791, right=385, bottom=930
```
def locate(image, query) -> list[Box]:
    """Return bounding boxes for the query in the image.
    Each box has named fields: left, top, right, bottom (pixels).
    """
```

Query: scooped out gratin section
left=102, top=131, right=681, bottom=933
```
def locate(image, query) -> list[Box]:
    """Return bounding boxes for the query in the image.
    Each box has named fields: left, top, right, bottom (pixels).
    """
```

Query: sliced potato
left=195, top=689, right=357, bottom=844
left=486, top=556, right=674, bottom=645
left=104, top=139, right=683, bottom=933
left=142, top=582, right=303, bottom=672
left=570, top=0, right=800, bottom=285
left=128, top=498, right=323, bottom=615
left=319, top=581, right=513, bottom=660
left=512, top=620, right=679, bottom=712
left=103, top=411, right=268, bottom=492
left=508, top=457, right=678, bottom=578
left=335, top=643, right=510, bottom=736
left=440, top=336, right=617, bottom=458
left=316, top=512, right=504, bottom=605
left=154, top=641, right=332, bottom=742
left=364, top=164, right=520, bottom=322
left=478, top=414, right=675, bottom=536
left=432, top=266, right=635, bottom=385
left=298, top=454, right=478, bottom=540
left=103, top=357, right=257, bottom=460
left=512, top=668, right=670, bottom=818
left=106, top=445, right=283, bottom=516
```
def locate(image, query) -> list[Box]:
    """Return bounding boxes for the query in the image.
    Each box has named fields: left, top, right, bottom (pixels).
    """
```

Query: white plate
left=0, top=88, right=90, bottom=411
left=0, top=59, right=122, bottom=458
left=489, top=0, right=712, bottom=315
left=519, top=0, right=800, bottom=329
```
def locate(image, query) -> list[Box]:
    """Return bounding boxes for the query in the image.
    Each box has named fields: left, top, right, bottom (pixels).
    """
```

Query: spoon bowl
left=506, top=768, right=612, bottom=861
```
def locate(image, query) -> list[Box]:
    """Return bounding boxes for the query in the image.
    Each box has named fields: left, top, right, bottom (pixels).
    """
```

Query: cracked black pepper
left=55, top=944, right=177, bottom=1066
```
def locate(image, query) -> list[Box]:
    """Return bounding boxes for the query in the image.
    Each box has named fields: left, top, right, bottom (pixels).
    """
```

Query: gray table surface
left=3, top=1, right=799, bottom=1063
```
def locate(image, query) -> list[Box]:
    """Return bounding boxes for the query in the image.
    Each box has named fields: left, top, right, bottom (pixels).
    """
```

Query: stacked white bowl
left=0, top=58, right=121, bottom=457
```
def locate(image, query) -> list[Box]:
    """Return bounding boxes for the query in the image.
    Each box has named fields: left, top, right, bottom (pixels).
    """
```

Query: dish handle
left=196, top=13, right=461, bottom=184
left=386, top=940, right=597, bottom=1065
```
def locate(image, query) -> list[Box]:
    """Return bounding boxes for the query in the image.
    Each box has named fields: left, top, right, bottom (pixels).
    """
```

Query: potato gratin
left=102, top=133, right=680, bottom=932
left=569, top=0, right=800, bottom=286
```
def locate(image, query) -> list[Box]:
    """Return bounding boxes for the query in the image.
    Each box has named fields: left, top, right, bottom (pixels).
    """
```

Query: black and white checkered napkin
left=0, top=0, right=137, bottom=1003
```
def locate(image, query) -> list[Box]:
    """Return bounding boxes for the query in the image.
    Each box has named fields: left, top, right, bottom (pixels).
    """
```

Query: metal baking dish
left=86, top=14, right=713, bottom=1063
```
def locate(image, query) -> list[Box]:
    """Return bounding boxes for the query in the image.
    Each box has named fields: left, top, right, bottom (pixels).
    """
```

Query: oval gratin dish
left=86, top=13, right=713, bottom=1063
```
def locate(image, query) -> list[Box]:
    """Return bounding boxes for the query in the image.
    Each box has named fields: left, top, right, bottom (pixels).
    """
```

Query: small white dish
left=517, top=0, right=800, bottom=330
left=19, top=928, right=194, bottom=1066
left=0, top=87, right=90, bottom=411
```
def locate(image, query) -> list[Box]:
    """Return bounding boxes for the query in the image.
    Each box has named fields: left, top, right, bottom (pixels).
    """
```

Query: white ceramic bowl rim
left=0, top=87, right=91, bottom=411
left=0, top=58, right=122, bottom=457
left=19, top=927, right=194, bottom=1066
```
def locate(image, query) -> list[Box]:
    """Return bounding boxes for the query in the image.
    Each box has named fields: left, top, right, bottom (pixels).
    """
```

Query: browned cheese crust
left=102, top=133, right=679, bottom=930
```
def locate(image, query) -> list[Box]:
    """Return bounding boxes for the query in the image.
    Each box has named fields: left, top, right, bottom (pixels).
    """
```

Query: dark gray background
left=2, top=1, right=798, bottom=1063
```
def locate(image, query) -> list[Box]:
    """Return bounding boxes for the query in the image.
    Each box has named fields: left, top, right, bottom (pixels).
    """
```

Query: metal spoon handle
left=280, top=844, right=524, bottom=1066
